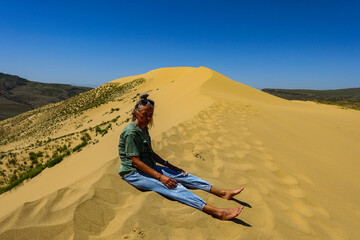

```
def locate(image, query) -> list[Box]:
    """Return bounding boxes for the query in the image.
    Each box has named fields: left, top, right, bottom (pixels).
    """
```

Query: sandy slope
left=0, top=67, right=359, bottom=239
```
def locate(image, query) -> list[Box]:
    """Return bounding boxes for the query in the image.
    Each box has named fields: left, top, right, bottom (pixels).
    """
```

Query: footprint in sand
left=291, top=201, right=314, bottom=218
left=166, top=134, right=181, bottom=143
left=237, top=163, right=256, bottom=171
left=131, top=227, right=145, bottom=237
left=262, top=161, right=280, bottom=172
left=287, top=187, right=306, bottom=199
left=161, top=100, right=345, bottom=240
left=153, top=101, right=326, bottom=238
left=275, top=172, right=299, bottom=186
left=285, top=209, right=312, bottom=234
left=233, top=150, right=249, bottom=160
left=309, top=203, right=331, bottom=220
left=121, top=227, right=145, bottom=239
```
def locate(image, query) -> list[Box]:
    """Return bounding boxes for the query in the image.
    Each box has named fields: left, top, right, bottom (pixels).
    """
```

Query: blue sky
left=0, top=0, right=359, bottom=89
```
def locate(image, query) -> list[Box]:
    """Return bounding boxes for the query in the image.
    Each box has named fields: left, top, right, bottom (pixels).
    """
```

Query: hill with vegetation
left=0, top=77, right=144, bottom=192
left=262, top=88, right=360, bottom=110
left=0, top=73, right=93, bottom=120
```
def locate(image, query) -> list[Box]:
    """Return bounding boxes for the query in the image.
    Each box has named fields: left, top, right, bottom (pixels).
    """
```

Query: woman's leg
left=124, top=171, right=206, bottom=210
left=157, top=166, right=244, bottom=199
left=124, top=171, right=243, bottom=220
left=210, top=186, right=244, bottom=200
left=156, top=166, right=212, bottom=192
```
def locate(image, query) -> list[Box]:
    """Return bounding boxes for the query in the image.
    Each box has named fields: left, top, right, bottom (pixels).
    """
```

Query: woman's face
left=136, top=105, right=154, bottom=126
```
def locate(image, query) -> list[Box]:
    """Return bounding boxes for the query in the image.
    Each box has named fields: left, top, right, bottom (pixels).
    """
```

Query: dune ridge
left=0, top=67, right=359, bottom=239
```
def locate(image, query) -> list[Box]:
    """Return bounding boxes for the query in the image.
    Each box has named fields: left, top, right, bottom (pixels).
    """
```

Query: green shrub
left=10, top=174, right=18, bottom=182
left=25, top=165, right=46, bottom=178
left=0, top=165, right=46, bottom=194
left=95, top=125, right=110, bottom=136
left=81, top=133, right=91, bottom=142
left=73, top=141, right=88, bottom=152
left=8, top=159, right=16, bottom=165
left=56, top=145, right=68, bottom=154
left=0, top=150, right=73, bottom=194
left=110, top=108, right=120, bottom=113
left=111, top=116, right=119, bottom=122
left=46, top=155, right=65, bottom=168
left=29, top=152, right=37, bottom=161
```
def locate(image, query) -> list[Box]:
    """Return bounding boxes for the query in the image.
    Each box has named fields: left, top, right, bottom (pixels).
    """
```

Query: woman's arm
left=151, top=151, right=186, bottom=174
left=151, top=151, right=167, bottom=165
left=131, top=156, right=177, bottom=189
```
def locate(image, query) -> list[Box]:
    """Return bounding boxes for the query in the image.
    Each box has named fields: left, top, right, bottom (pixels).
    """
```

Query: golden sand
left=0, top=67, right=359, bottom=239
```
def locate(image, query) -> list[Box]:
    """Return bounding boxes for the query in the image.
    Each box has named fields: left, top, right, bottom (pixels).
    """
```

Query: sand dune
left=0, top=67, right=359, bottom=239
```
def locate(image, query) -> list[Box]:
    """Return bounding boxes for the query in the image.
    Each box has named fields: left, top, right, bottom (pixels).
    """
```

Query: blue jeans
left=123, top=165, right=212, bottom=210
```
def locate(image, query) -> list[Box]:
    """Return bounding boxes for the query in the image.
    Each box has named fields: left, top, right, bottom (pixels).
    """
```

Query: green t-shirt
left=118, top=122, right=156, bottom=177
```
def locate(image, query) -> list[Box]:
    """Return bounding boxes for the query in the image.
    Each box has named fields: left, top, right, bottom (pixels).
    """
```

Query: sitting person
left=118, top=93, right=244, bottom=220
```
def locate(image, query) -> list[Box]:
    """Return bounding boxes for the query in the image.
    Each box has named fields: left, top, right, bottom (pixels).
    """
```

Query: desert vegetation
left=0, top=78, right=145, bottom=145
left=0, top=77, right=146, bottom=194
left=0, top=128, right=99, bottom=194
left=0, top=111, right=130, bottom=194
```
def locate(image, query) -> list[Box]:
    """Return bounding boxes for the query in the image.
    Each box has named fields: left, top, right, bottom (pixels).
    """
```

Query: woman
left=118, top=93, right=244, bottom=220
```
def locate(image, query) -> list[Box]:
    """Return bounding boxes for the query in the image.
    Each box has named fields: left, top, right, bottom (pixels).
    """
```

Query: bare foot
left=217, top=206, right=244, bottom=220
left=202, top=204, right=244, bottom=220
left=222, top=187, right=244, bottom=200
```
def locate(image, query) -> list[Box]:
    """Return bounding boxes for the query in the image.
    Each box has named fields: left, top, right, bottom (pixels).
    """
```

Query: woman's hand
left=159, top=175, right=178, bottom=189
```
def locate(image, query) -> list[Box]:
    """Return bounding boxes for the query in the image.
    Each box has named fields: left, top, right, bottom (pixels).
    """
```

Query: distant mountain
left=262, top=88, right=360, bottom=110
left=0, top=73, right=92, bottom=120
left=261, top=88, right=360, bottom=101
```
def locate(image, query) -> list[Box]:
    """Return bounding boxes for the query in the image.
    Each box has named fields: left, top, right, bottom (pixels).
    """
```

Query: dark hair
left=131, top=93, right=155, bottom=124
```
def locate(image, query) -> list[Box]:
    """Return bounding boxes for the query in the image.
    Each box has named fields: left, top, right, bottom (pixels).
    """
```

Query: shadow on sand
left=231, top=218, right=252, bottom=226
left=232, top=198, right=252, bottom=208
